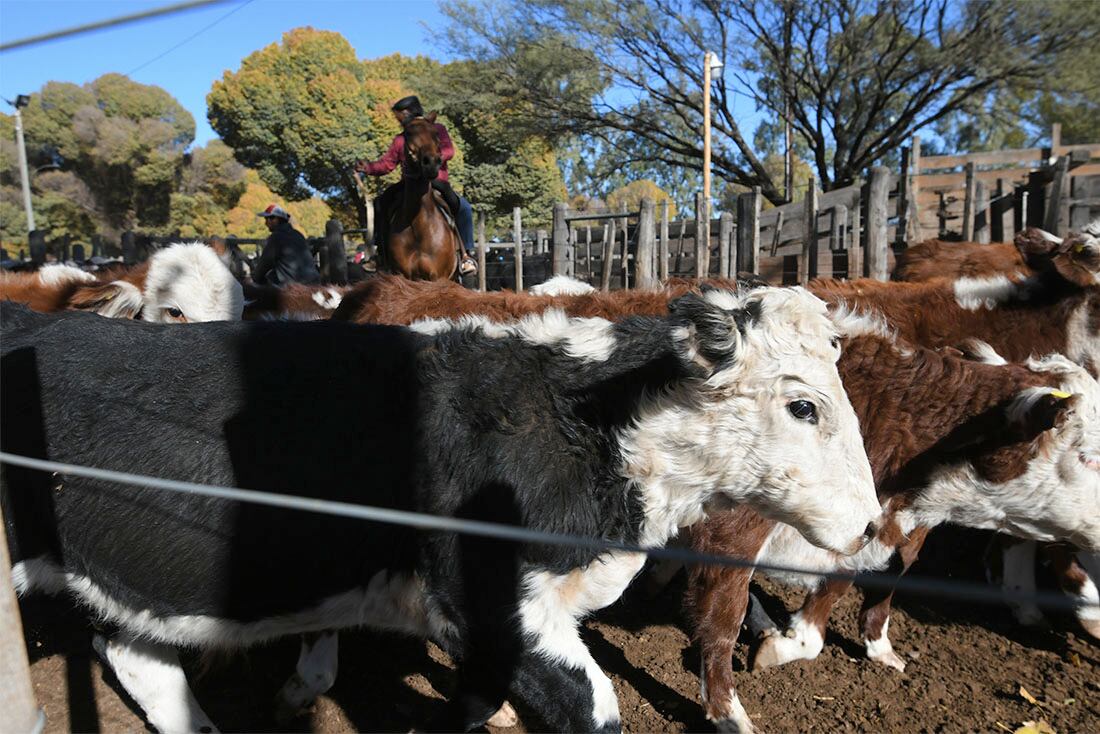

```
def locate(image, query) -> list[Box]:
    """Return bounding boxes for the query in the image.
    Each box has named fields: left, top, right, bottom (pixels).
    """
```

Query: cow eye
left=788, top=400, right=818, bottom=424
left=166, top=307, right=184, bottom=319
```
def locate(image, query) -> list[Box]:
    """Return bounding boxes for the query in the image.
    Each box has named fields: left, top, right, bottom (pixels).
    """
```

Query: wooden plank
left=635, top=198, right=657, bottom=289
left=0, top=505, right=39, bottom=734
left=736, top=187, right=761, bottom=275
left=867, top=166, right=891, bottom=280
left=800, top=177, right=818, bottom=284
left=619, top=205, right=629, bottom=289
left=601, top=217, right=615, bottom=292
left=659, top=200, right=670, bottom=281
left=513, top=207, right=523, bottom=292
left=919, top=147, right=1047, bottom=170
left=962, top=162, right=976, bottom=241
left=552, top=203, right=570, bottom=276
left=896, top=146, right=911, bottom=247
left=695, top=192, right=707, bottom=278
left=476, top=212, right=487, bottom=291
left=974, top=180, right=989, bottom=244
left=1045, top=156, right=1071, bottom=234
left=717, top=211, right=731, bottom=278
left=847, top=200, right=862, bottom=280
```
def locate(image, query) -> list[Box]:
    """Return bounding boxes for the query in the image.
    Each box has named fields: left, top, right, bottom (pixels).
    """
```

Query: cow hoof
left=752, top=631, right=789, bottom=670
left=486, top=701, right=518, bottom=728
left=868, top=648, right=907, bottom=673
left=1080, top=617, right=1100, bottom=641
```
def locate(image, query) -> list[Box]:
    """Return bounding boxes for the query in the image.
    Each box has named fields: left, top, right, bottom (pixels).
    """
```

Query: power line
left=0, top=0, right=232, bottom=53
left=127, top=0, right=255, bottom=77
left=1, top=451, right=1094, bottom=613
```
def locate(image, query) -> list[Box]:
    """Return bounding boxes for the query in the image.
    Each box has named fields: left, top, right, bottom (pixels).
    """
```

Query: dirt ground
left=22, top=528, right=1099, bottom=733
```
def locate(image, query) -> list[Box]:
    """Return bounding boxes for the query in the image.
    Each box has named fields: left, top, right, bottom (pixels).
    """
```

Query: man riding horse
left=355, top=96, right=476, bottom=276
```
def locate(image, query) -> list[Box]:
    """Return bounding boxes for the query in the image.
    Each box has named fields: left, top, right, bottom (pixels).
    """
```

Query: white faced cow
left=1, top=286, right=880, bottom=733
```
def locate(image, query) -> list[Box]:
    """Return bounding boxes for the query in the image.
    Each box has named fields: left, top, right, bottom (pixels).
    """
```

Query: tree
left=606, top=180, right=678, bottom=218
left=223, top=170, right=332, bottom=239
left=440, top=0, right=1100, bottom=202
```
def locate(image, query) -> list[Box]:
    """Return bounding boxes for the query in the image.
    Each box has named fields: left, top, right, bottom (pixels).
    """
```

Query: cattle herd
left=1, top=222, right=1098, bottom=734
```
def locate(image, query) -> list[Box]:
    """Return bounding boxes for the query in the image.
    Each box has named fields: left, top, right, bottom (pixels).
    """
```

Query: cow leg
left=753, top=577, right=852, bottom=670
left=688, top=563, right=755, bottom=732
left=859, top=526, right=930, bottom=672
left=93, top=632, right=217, bottom=734
left=1047, top=548, right=1100, bottom=641
left=274, top=631, right=338, bottom=723
left=1003, top=539, right=1045, bottom=626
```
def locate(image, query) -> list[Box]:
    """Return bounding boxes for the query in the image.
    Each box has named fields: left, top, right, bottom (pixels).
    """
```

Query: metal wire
left=2, top=451, right=1094, bottom=613
left=0, top=0, right=231, bottom=53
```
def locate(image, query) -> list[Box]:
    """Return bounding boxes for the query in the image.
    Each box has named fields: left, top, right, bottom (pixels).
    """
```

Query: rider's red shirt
left=355, top=123, right=454, bottom=182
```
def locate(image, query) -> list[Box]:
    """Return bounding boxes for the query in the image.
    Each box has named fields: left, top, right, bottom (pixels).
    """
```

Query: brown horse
left=381, top=114, right=461, bottom=281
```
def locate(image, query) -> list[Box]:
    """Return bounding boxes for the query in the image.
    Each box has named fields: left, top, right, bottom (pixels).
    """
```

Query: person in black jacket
left=252, top=205, right=321, bottom=286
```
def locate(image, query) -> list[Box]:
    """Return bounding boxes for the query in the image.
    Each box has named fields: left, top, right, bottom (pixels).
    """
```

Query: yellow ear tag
left=1074, top=244, right=1085, bottom=253
left=1050, top=390, right=1072, bottom=399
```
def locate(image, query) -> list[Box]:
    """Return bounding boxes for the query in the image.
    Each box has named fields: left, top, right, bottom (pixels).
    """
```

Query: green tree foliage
left=439, top=0, right=1100, bottom=201
left=605, top=180, right=677, bottom=218
left=209, top=28, right=399, bottom=226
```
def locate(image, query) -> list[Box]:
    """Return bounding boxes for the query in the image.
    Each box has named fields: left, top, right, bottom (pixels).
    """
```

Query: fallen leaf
left=1014, top=720, right=1055, bottom=734
left=1067, top=652, right=1081, bottom=667
left=1019, top=686, right=1046, bottom=707
left=1062, top=698, right=1075, bottom=706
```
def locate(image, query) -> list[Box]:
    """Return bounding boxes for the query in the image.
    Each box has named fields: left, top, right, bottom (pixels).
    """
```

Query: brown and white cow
left=0, top=243, right=244, bottom=322
left=892, top=226, right=1100, bottom=641
left=242, top=282, right=349, bottom=321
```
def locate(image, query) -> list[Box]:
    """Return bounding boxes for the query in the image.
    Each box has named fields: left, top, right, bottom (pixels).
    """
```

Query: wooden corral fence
left=909, top=125, right=1100, bottom=243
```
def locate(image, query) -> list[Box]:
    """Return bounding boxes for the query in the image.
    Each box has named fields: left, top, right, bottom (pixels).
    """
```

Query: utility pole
left=702, top=51, right=723, bottom=275
left=8, top=95, right=36, bottom=233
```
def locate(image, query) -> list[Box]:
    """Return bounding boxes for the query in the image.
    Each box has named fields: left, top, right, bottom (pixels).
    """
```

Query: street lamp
left=701, top=51, right=723, bottom=276
left=6, top=94, right=36, bottom=233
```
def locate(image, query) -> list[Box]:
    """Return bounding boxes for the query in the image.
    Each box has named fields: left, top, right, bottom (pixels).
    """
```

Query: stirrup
left=459, top=256, right=477, bottom=275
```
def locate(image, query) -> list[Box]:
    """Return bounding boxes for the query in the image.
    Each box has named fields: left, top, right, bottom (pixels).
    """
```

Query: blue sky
left=0, top=0, right=452, bottom=145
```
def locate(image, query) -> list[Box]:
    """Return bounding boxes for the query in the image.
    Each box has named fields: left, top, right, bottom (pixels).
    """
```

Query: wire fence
left=1, top=451, right=1095, bottom=613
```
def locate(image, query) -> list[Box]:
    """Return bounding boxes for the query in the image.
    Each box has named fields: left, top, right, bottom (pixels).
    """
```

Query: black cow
left=2, top=285, right=878, bottom=733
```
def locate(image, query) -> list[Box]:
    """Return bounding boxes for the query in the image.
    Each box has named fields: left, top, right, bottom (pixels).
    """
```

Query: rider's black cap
left=392, top=96, right=423, bottom=113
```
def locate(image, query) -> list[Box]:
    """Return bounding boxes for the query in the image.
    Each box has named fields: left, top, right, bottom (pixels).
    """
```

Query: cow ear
left=1050, top=233, right=1100, bottom=287
left=1008, top=390, right=1076, bottom=440
left=668, top=291, right=756, bottom=374
left=426, top=111, right=438, bottom=123
left=67, top=281, right=144, bottom=319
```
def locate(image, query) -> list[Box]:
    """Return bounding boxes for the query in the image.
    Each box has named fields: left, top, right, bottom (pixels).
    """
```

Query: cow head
left=627, top=286, right=881, bottom=555
left=1014, top=224, right=1100, bottom=288
left=140, top=243, right=244, bottom=322
left=931, top=352, right=1100, bottom=550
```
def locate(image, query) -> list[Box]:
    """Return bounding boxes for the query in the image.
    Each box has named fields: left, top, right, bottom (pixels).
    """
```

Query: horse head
left=403, top=113, right=443, bottom=181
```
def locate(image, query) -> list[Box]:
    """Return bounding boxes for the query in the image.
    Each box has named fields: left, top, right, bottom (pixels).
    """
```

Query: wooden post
left=962, top=162, right=977, bottom=241
left=695, top=192, right=706, bottom=278
left=974, top=180, right=989, bottom=244
left=736, top=187, right=761, bottom=275
left=636, top=197, right=657, bottom=289
left=585, top=226, right=593, bottom=280
left=0, top=507, right=40, bottom=734
left=847, top=194, right=862, bottom=280
left=91, top=233, right=103, bottom=258
left=990, top=179, right=1005, bottom=243
left=476, top=211, right=487, bottom=291
left=323, top=219, right=347, bottom=284
left=72, top=243, right=85, bottom=262
left=910, top=135, right=922, bottom=241
left=1026, top=170, right=1046, bottom=228
left=896, top=146, right=911, bottom=248
left=536, top=229, right=547, bottom=255
left=659, top=200, right=670, bottom=281
left=1044, top=155, right=1070, bottom=234
left=800, top=177, right=818, bottom=284
left=1051, top=122, right=1062, bottom=151
left=676, top=216, right=686, bottom=274
left=513, top=206, right=523, bottom=292
left=551, top=203, right=570, bottom=276
left=29, top=230, right=46, bottom=266
left=121, top=230, right=136, bottom=266
left=937, top=192, right=948, bottom=238
left=601, top=218, right=615, bottom=292
left=716, top=211, right=731, bottom=278
left=1013, top=183, right=1027, bottom=235
left=867, top=166, right=891, bottom=281
left=830, top=204, right=847, bottom=252
left=618, top=205, right=629, bottom=289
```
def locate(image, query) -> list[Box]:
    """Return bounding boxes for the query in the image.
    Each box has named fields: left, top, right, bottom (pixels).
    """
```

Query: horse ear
left=426, top=111, right=438, bottom=123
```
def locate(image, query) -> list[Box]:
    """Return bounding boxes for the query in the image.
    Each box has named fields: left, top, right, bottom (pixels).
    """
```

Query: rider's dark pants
left=373, top=180, right=474, bottom=255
